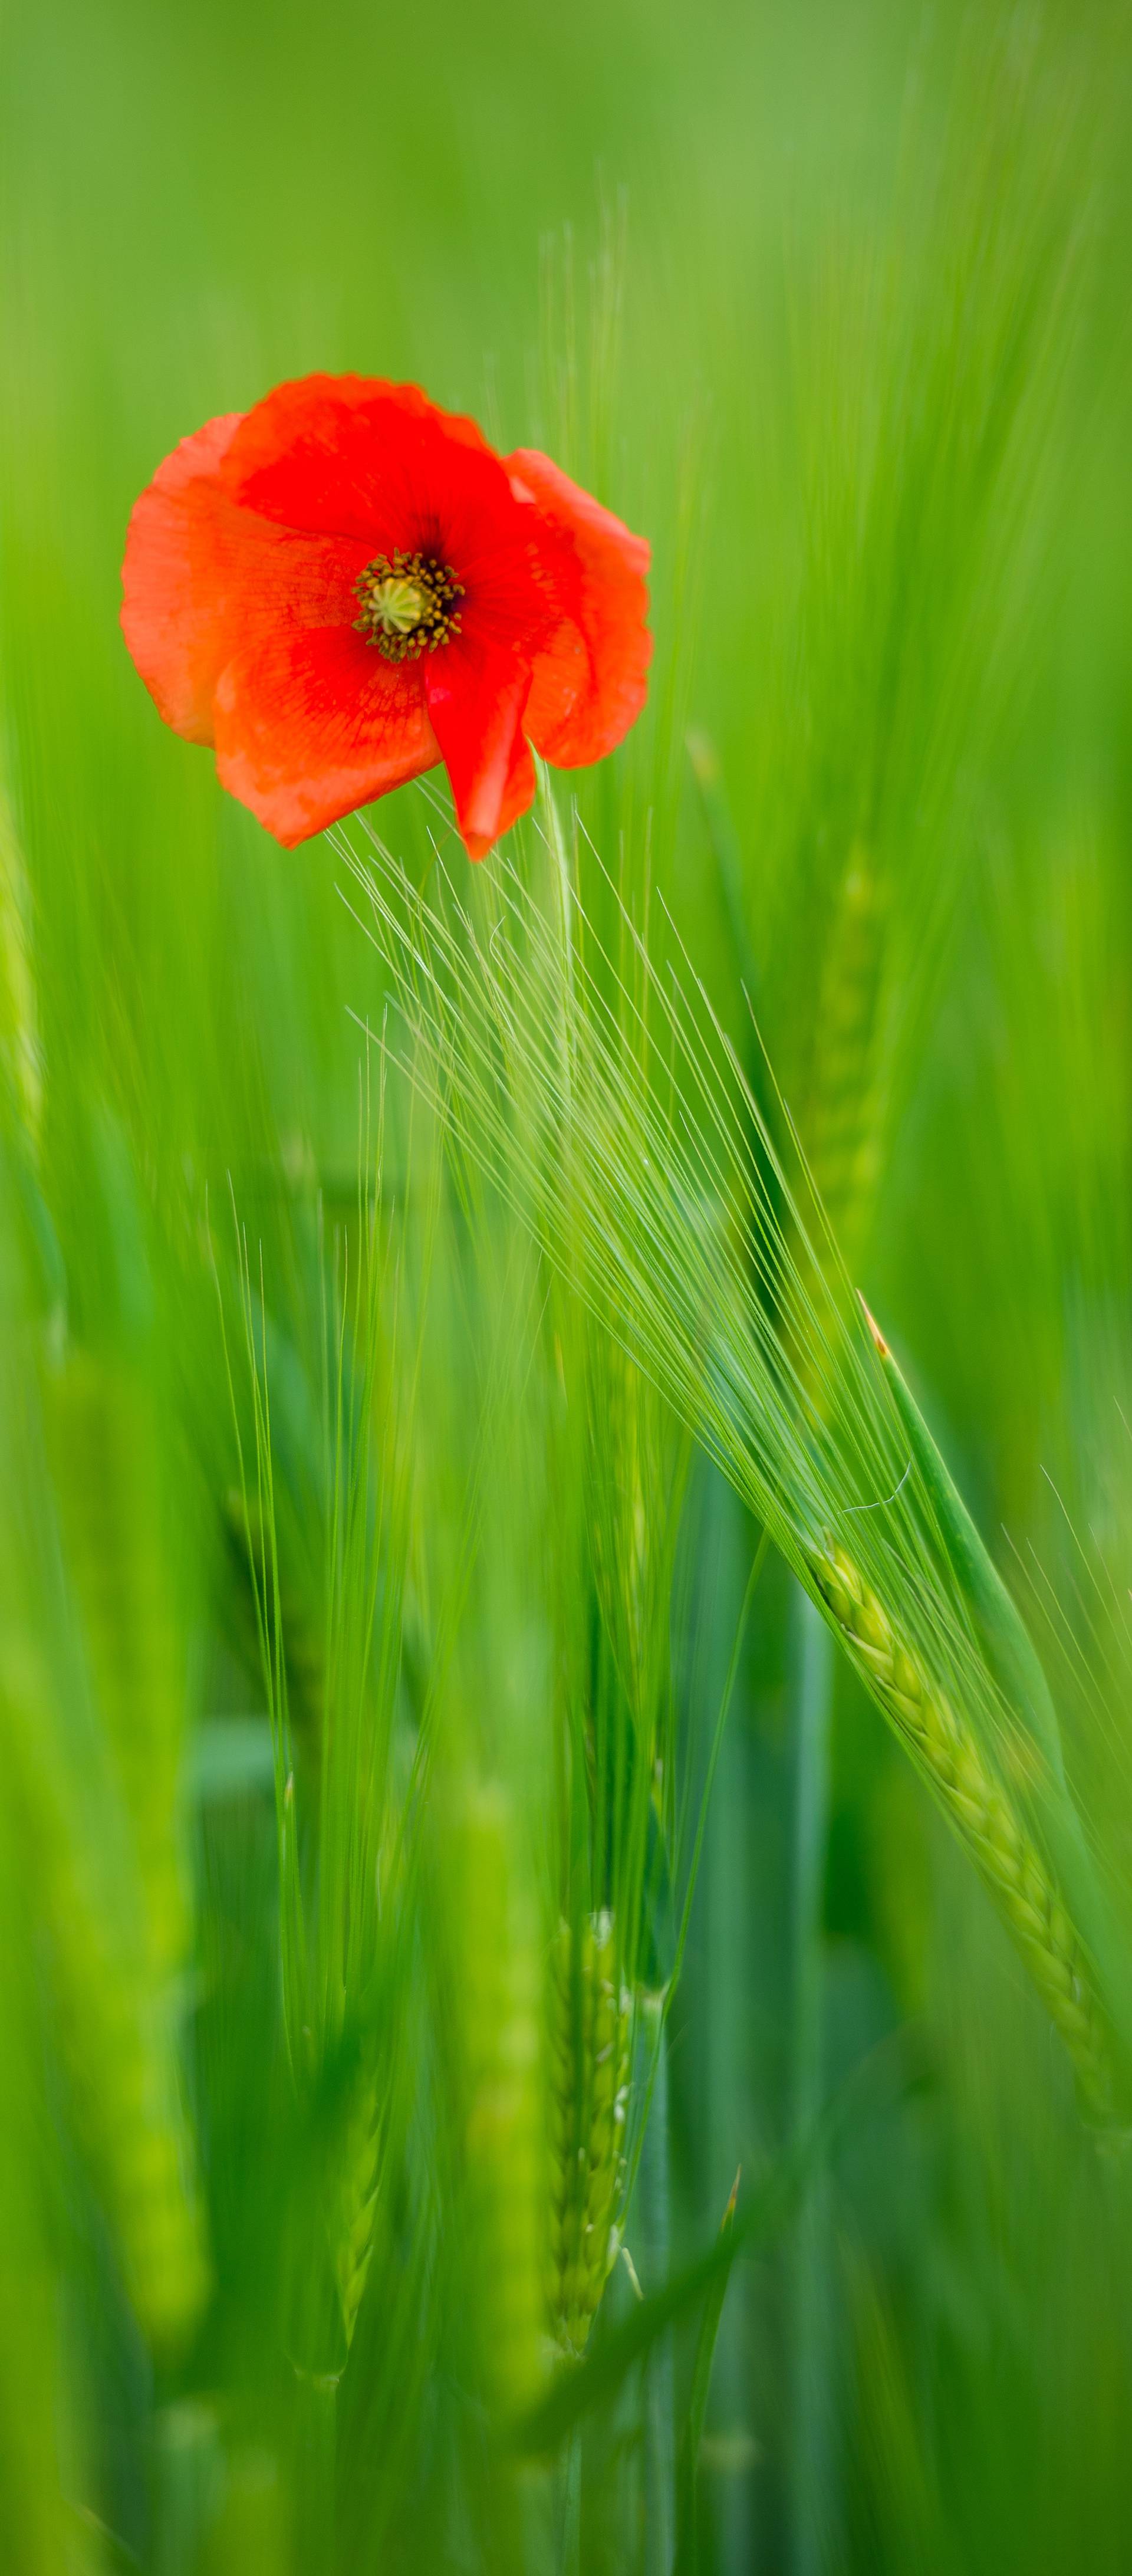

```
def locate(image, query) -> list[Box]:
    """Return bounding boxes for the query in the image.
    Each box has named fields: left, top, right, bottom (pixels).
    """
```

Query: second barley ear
left=547, top=1911, right=633, bottom=2357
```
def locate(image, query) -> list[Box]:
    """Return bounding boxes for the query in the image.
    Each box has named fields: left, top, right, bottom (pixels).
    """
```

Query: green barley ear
left=809, top=1540, right=1111, bottom=2118
left=44, top=1354, right=189, bottom=1986
left=34, top=1356, right=209, bottom=2340
left=802, top=845, right=888, bottom=1272
left=0, top=1341, right=207, bottom=2351
left=690, top=747, right=891, bottom=1260
left=334, top=2057, right=383, bottom=2355
left=2, top=1644, right=209, bottom=2349
left=348, top=810, right=1120, bottom=2120
left=854, top=1301, right=1132, bottom=2101
left=547, top=1912, right=632, bottom=2356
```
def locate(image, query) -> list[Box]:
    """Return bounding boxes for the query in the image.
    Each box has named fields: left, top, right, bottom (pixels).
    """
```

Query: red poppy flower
left=121, top=373, right=651, bottom=860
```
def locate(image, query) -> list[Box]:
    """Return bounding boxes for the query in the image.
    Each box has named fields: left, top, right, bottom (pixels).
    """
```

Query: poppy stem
left=538, top=759, right=575, bottom=989
left=538, top=760, right=577, bottom=1160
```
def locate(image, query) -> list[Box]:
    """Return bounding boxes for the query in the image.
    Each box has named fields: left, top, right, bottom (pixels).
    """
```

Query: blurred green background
left=4, top=0, right=1132, bottom=2569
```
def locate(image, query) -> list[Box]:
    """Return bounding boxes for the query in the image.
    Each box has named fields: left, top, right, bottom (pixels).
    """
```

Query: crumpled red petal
left=225, top=376, right=515, bottom=560
left=121, top=411, right=373, bottom=749
left=121, top=413, right=243, bottom=741
left=213, top=626, right=438, bottom=846
left=426, top=637, right=534, bottom=860
left=507, top=448, right=651, bottom=768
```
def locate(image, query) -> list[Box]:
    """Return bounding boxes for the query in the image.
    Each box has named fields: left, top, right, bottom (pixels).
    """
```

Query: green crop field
left=2, top=1, right=1132, bottom=2569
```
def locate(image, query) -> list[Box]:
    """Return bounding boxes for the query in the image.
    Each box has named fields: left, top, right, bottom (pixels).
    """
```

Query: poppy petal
left=121, top=377, right=652, bottom=861
left=508, top=449, right=651, bottom=767
left=224, top=374, right=520, bottom=566
left=121, top=412, right=243, bottom=741
left=494, top=723, right=539, bottom=848
left=425, top=640, right=534, bottom=861
left=122, top=413, right=370, bottom=748
left=213, top=626, right=438, bottom=845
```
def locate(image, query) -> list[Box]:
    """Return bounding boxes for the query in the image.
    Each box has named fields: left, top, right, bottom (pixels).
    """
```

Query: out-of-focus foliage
left=3, top=0, right=1132, bottom=2569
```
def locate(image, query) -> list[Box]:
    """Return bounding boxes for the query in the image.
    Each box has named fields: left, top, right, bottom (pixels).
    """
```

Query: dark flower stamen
left=354, top=550, right=464, bottom=661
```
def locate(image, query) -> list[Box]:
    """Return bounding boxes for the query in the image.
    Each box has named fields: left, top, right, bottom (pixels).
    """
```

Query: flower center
left=353, top=551, right=464, bottom=661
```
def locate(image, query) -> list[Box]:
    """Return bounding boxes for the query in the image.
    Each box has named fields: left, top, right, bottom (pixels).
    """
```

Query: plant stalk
left=636, top=1991, right=676, bottom=2576
left=787, top=1585, right=836, bottom=2576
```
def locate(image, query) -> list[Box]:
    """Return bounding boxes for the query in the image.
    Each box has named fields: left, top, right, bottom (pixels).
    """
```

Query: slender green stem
left=153, top=2402, right=222, bottom=2576
left=787, top=1584, right=835, bottom=2576
left=554, top=2431, right=582, bottom=2576
left=636, top=1991, right=676, bottom=2576
left=294, top=2370, right=337, bottom=2576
